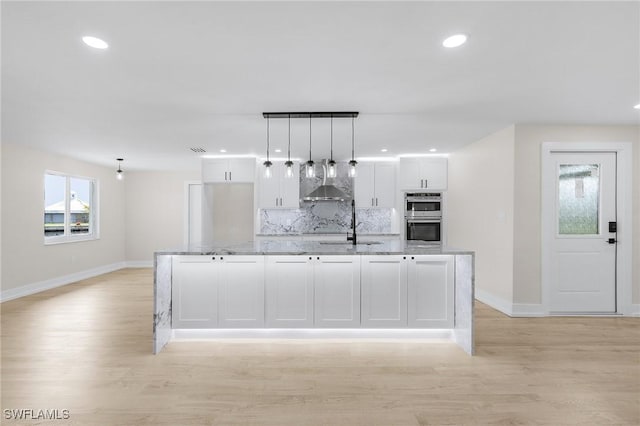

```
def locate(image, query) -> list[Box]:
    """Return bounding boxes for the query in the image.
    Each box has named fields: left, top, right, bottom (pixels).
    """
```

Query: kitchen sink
left=318, top=241, right=383, bottom=245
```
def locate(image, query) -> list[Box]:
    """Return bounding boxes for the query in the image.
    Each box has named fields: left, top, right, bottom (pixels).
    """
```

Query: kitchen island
left=153, top=240, right=474, bottom=355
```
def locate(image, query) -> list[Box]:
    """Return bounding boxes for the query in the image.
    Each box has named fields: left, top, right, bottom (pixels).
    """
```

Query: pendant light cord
left=287, top=114, right=291, bottom=162
left=308, top=114, right=312, bottom=162
left=351, top=116, right=355, bottom=161
left=330, top=115, right=334, bottom=161
left=266, top=116, right=270, bottom=162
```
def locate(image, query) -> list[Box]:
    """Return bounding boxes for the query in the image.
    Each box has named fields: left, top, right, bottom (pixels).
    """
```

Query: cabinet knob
left=411, top=256, right=415, bottom=260
left=403, top=256, right=406, bottom=260
left=317, top=257, right=320, bottom=260
left=212, top=256, right=216, bottom=260
left=220, top=256, right=224, bottom=260
left=309, top=256, right=312, bottom=260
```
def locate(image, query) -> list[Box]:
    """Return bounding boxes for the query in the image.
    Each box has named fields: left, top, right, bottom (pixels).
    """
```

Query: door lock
left=608, top=222, right=617, bottom=233
left=607, top=238, right=617, bottom=244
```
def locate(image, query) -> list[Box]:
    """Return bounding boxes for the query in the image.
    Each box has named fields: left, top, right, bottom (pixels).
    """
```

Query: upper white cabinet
left=202, top=158, right=255, bottom=183
left=171, top=256, right=218, bottom=328
left=407, top=255, right=454, bottom=328
left=399, top=157, right=447, bottom=190
left=313, top=255, right=361, bottom=327
left=265, top=256, right=314, bottom=327
left=361, top=255, right=408, bottom=327
left=258, top=162, right=300, bottom=209
left=355, top=162, right=396, bottom=208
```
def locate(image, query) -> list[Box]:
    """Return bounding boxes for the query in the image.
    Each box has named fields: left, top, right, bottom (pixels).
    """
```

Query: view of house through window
left=44, top=172, right=97, bottom=241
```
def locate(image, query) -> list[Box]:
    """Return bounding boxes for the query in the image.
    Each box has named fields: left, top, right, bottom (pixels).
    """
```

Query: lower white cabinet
left=172, top=256, right=218, bottom=328
left=361, top=255, right=408, bottom=327
left=218, top=255, right=265, bottom=328
left=265, top=256, right=314, bottom=327
left=172, top=254, right=453, bottom=330
left=313, top=256, right=361, bottom=328
left=407, top=255, right=454, bottom=328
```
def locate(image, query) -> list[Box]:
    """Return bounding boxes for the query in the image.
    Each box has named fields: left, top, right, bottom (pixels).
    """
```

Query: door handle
left=372, top=198, right=374, bottom=206
left=280, top=197, right=283, bottom=206
left=424, top=179, right=428, bottom=188
left=224, top=171, right=228, bottom=181
left=375, top=198, right=378, bottom=206
left=607, top=238, right=617, bottom=244
left=420, top=179, right=423, bottom=188
left=229, top=172, right=231, bottom=181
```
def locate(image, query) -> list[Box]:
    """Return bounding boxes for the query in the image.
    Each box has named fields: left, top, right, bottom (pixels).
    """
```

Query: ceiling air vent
left=190, top=147, right=206, bottom=153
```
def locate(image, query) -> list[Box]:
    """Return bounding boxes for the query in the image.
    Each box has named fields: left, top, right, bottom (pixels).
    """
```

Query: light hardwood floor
left=1, top=268, right=638, bottom=425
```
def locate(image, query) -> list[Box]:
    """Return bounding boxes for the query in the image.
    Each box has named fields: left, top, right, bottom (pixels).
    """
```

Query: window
left=44, top=171, right=99, bottom=244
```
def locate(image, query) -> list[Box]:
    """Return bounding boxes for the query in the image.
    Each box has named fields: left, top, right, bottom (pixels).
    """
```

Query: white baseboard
left=629, top=304, right=640, bottom=317
left=173, top=328, right=453, bottom=340
left=125, top=260, right=153, bottom=268
left=474, top=288, right=513, bottom=316
left=512, top=303, right=546, bottom=317
left=1, top=262, right=127, bottom=303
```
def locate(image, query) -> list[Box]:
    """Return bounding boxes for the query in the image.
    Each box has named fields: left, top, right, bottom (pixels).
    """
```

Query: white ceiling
left=2, top=1, right=639, bottom=171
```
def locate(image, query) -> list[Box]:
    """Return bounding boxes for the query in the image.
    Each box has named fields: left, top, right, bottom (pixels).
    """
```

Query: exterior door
left=548, top=152, right=617, bottom=313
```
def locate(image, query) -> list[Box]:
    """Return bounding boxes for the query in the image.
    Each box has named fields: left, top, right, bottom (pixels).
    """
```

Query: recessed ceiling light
left=634, top=104, right=640, bottom=110
left=82, top=36, right=108, bottom=49
left=274, top=149, right=282, bottom=153
left=220, top=149, right=227, bottom=153
left=443, top=34, right=468, bottom=48
left=429, top=148, right=437, bottom=152
left=381, top=148, right=388, bottom=152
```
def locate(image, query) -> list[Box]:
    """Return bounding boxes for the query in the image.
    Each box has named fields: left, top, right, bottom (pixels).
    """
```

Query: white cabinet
left=313, top=255, right=361, bottom=327
left=399, top=158, right=447, bottom=190
left=171, top=256, right=218, bottom=328
left=218, top=255, right=265, bottom=327
left=407, top=255, right=454, bottom=328
left=202, top=158, right=255, bottom=183
left=258, top=162, right=300, bottom=209
left=172, top=255, right=265, bottom=329
left=361, top=255, right=408, bottom=327
left=265, top=256, right=314, bottom=327
left=355, top=162, right=396, bottom=208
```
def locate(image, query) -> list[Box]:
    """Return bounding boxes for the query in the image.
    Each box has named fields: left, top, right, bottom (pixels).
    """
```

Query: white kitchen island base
left=153, top=241, right=474, bottom=355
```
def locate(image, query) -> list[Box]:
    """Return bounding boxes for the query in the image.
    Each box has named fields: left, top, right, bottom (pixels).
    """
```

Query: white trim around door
left=541, top=142, right=633, bottom=316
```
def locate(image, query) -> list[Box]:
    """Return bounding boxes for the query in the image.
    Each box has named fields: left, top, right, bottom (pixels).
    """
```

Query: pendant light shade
left=263, top=116, right=273, bottom=178
left=348, top=116, right=357, bottom=178
left=327, top=115, right=337, bottom=178
left=284, top=114, right=294, bottom=178
left=306, top=114, right=315, bottom=178
left=116, top=158, right=124, bottom=180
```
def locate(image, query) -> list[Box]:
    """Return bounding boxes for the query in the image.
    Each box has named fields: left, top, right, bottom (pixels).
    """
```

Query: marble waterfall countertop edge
left=155, top=241, right=474, bottom=256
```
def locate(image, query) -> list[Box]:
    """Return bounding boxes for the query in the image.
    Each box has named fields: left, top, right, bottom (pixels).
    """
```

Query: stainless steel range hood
left=302, top=161, right=349, bottom=202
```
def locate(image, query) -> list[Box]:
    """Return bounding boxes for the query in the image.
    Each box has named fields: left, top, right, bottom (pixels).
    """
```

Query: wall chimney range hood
left=303, top=160, right=349, bottom=202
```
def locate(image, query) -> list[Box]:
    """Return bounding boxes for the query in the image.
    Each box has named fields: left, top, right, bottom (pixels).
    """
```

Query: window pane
left=44, top=174, right=66, bottom=237
left=69, top=177, right=91, bottom=235
left=558, top=164, right=599, bottom=235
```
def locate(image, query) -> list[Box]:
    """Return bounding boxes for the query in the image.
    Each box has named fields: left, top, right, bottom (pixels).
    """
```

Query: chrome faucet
left=347, top=199, right=357, bottom=245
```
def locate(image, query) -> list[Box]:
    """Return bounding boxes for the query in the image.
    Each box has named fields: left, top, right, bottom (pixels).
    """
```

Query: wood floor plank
left=1, top=268, right=639, bottom=425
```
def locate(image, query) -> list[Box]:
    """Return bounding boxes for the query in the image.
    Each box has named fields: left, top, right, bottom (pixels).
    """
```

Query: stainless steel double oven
left=404, top=192, right=442, bottom=244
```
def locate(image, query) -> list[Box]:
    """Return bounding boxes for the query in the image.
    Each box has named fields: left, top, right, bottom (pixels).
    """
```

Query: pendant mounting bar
left=263, top=112, right=359, bottom=119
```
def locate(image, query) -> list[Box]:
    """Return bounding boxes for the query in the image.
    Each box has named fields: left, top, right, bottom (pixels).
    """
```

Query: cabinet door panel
left=314, top=256, right=361, bottom=327
left=421, top=158, right=448, bottom=190
left=361, top=256, right=407, bottom=327
left=265, top=256, right=313, bottom=327
left=373, top=163, right=397, bottom=208
left=218, top=256, right=265, bottom=327
left=258, top=164, right=280, bottom=208
left=228, top=159, right=256, bottom=183
left=399, top=158, right=421, bottom=189
left=354, top=163, right=375, bottom=208
left=202, top=159, right=228, bottom=183
left=172, top=256, right=218, bottom=328
left=408, top=255, right=454, bottom=328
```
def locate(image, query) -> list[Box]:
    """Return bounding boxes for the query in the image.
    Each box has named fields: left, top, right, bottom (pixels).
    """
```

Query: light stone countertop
left=155, top=240, right=473, bottom=256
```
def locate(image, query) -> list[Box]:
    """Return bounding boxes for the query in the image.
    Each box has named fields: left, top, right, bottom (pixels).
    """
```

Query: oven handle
left=406, top=219, right=442, bottom=224
left=405, top=197, right=441, bottom=202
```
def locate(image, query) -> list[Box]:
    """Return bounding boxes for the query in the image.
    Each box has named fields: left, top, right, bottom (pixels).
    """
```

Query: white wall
left=513, top=125, right=640, bottom=305
left=448, top=126, right=516, bottom=306
left=1, top=143, right=126, bottom=293
left=124, top=170, right=199, bottom=263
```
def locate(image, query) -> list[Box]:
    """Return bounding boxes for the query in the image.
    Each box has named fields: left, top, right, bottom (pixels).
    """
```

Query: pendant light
left=284, top=114, right=294, bottom=178
left=263, top=116, right=273, bottom=178
left=305, top=114, right=315, bottom=178
left=116, top=158, right=124, bottom=180
left=348, top=116, right=357, bottom=178
left=327, top=115, right=337, bottom=178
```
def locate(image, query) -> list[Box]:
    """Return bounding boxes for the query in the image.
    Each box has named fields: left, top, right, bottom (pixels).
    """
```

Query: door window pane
left=44, top=174, right=66, bottom=237
left=558, top=164, right=599, bottom=235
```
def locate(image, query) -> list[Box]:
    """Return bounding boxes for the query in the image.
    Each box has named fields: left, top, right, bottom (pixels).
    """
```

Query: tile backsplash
left=260, top=202, right=393, bottom=234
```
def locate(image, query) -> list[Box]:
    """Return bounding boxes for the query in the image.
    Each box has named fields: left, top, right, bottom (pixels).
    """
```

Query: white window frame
left=44, top=170, right=100, bottom=245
